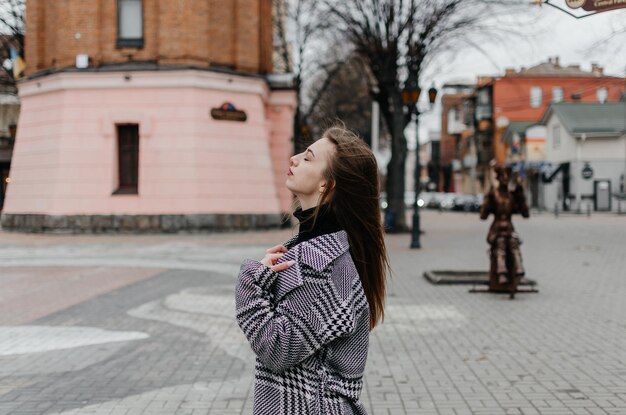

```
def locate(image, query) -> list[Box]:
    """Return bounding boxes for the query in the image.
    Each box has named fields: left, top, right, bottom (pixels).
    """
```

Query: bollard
left=554, top=202, right=559, bottom=218
left=587, top=201, right=591, bottom=217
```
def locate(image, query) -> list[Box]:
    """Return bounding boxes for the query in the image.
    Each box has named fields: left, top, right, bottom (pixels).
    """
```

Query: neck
left=297, top=194, right=321, bottom=210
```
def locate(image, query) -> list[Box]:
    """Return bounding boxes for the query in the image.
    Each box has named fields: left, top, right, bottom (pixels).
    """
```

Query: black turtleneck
left=293, top=205, right=343, bottom=244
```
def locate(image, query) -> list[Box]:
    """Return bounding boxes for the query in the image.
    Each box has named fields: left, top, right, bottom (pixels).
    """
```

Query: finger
left=264, top=253, right=285, bottom=265
left=271, top=260, right=296, bottom=272
left=266, top=244, right=288, bottom=254
left=266, top=253, right=284, bottom=261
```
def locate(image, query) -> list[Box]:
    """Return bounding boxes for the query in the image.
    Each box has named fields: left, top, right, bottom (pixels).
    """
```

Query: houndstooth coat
left=235, top=230, right=370, bottom=414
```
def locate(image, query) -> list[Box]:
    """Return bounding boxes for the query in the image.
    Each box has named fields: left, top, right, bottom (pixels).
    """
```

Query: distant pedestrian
left=236, top=125, right=390, bottom=414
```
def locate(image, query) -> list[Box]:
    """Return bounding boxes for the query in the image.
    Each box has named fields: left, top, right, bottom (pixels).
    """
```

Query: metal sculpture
left=479, top=164, right=530, bottom=298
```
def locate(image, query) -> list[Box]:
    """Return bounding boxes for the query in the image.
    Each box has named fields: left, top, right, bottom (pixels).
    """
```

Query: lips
left=287, top=168, right=293, bottom=176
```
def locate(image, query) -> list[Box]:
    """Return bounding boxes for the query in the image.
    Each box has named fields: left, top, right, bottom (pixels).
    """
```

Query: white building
left=539, top=102, right=626, bottom=212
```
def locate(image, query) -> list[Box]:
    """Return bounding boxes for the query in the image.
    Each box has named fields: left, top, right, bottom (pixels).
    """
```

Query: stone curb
left=0, top=213, right=289, bottom=234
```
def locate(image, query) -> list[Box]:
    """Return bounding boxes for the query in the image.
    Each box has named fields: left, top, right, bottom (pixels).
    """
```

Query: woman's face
left=286, top=137, right=336, bottom=209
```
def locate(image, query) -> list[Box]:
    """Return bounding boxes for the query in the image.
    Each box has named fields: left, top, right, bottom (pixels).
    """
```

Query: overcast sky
left=411, top=2, right=626, bottom=146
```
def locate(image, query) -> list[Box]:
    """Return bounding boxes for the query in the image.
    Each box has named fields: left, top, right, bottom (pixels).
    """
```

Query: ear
left=319, top=181, right=327, bottom=194
left=319, top=180, right=336, bottom=194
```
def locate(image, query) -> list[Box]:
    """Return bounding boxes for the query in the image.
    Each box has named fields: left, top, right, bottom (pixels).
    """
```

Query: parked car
left=425, top=192, right=457, bottom=210
left=439, top=193, right=459, bottom=210
left=379, top=191, right=434, bottom=210
left=416, top=191, right=435, bottom=208
left=426, top=192, right=446, bottom=209
left=381, top=191, right=484, bottom=212
left=452, top=193, right=484, bottom=212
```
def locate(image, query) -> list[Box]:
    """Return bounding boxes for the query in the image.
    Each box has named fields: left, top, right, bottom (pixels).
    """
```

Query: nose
left=290, top=154, right=299, bottom=166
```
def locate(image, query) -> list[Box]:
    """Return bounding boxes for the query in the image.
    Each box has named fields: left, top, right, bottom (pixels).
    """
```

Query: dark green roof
left=503, top=121, right=535, bottom=145
left=540, top=102, right=626, bottom=137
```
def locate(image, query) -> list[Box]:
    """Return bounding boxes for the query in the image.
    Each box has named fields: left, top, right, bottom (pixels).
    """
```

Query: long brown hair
left=308, top=125, right=390, bottom=329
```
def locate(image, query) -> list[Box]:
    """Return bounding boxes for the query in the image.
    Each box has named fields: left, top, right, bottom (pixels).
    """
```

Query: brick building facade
left=451, top=58, right=625, bottom=197
left=491, top=59, right=624, bottom=165
left=25, top=0, right=273, bottom=75
left=440, top=92, right=472, bottom=192
left=1, top=0, right=296, bottom=233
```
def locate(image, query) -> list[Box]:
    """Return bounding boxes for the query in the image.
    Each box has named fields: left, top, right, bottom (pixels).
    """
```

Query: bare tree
left=0, top=0, right=25, bottom=89
left=273, top=0, right=347, bottom=153
left=307, top=53, right=377, bottom=147
left=585, top=13, right=626, bottom=68
left=324, top=0, right=533, bottom=232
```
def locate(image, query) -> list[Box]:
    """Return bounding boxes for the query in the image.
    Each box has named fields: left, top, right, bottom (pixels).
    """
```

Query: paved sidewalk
left=0, top=211, right=625, bottom=415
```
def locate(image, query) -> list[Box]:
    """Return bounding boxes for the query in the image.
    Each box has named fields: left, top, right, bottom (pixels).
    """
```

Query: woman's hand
left=260, top=245, right=295, bottom=272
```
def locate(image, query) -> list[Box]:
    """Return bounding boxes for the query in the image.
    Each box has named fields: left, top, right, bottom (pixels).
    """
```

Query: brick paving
left=0, top=267, right=163, bottom=326
left=0, top=211, right=625, bottom=415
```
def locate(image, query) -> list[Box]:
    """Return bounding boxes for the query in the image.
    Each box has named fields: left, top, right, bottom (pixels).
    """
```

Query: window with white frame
left=552, top=87, right=564, bottom=103
left=117, top=0, right=144, bottom=48
left=552, top=125, right=561, bottom=149
left=530, top=87, right=542, bottom=108
left=597, top=87, right=608, bottom=103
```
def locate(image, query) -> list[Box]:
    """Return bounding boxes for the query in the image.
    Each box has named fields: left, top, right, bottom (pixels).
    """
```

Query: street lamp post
left=402, top=81, right=437, bottom=249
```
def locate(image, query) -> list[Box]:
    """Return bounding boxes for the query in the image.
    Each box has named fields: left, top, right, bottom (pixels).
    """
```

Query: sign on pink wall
left=210, top=103, right=247, bottom=122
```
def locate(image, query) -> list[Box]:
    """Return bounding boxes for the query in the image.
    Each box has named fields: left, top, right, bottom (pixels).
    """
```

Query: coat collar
left=283, top=230, right=350, bottom=271
left=271, top=230, right=350, bottom=301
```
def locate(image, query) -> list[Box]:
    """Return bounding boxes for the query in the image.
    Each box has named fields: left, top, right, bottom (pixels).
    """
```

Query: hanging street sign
left=537, top=0, right=626, bottom=18
left=571, top=0, right=626, bottom=12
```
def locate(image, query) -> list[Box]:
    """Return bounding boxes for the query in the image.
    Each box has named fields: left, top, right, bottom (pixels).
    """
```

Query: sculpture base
left=468, top=286, right=539, bottom=295
left=424, top=270, right=493, bottom=285
left=423, top=270, right=538, bottom=297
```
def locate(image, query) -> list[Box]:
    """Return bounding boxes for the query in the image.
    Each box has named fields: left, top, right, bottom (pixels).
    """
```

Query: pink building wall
left=4, top=70, right=296, bottom=221
left=267, top=91, right=297, bottom=214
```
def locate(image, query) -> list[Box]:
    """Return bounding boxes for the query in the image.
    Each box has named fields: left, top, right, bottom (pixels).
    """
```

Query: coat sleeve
left=235, top=258, right=357, bottom=372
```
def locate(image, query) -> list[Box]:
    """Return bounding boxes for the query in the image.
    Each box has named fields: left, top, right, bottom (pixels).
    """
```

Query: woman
left=235, top=126, right=389, bottom=414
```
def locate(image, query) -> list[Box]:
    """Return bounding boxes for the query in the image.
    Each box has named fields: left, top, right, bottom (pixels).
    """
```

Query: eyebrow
left=306, top=148, right=316, bottom=158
